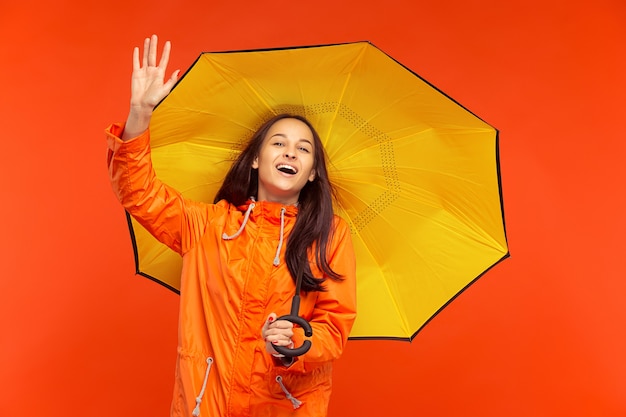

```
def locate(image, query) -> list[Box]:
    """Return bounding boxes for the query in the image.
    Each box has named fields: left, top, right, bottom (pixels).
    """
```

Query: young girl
left=106, top=35, right=357, bottom=417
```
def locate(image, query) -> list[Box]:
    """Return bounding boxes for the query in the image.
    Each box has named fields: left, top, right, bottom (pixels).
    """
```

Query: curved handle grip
left=273, top=314, right=313, bottom=358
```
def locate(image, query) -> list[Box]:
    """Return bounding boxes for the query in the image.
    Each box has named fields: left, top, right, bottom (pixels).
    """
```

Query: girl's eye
left=299, top=147, right=311, bottom=153
left=273, top=142, right=284, bottom=147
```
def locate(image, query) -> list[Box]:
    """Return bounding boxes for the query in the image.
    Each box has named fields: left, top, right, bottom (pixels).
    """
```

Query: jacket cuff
left=272, top=355, right=297, bottom=368
left=105, top=123, right=151, bottom=153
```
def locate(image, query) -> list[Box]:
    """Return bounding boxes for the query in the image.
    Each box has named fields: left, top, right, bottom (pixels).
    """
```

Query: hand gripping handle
left=273, top=314, right=313, bottom=357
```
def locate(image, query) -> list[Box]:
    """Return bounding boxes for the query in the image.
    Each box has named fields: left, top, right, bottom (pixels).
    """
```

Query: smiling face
left=252, top=118, right=316, bottom=205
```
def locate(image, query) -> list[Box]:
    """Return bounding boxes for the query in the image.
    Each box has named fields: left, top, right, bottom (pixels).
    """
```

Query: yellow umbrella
left=127, top=41, right=509, bottom=340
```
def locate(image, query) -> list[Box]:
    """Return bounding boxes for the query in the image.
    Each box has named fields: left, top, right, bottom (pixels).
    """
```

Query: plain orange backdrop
left=1, top=0, right=625, bottom=416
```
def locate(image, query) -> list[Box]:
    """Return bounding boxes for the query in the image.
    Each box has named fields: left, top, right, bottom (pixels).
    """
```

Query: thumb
left=163, top=69, right=181, bottom=91
left=266, top=312, right=278, bottom=325
left=262, top=312, right=278, bottom=335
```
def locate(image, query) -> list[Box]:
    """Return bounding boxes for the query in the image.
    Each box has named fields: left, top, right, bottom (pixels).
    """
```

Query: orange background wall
left=1, top=1, right=624, bottom=416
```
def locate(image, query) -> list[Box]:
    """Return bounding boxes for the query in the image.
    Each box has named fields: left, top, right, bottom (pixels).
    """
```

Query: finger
left=265, top=327, right=294, bottom=336
left=132, top=46, right=140, bottom=71
left=266, top=313, right=278, bottom=325
left=148, top=34, right=158, bottom=67
left=163, top=69, right=180, bottom=91
left=261, top=313, right=278, bottom=337
left=158, top=40, right=171, bottom=70
left=266, top=335, right=293, bottom=347
left=141, top=37, right=150, bottom=68
left=265, top=327, right=294, bottom=339
left=270, top=338, right=293, bottom=347
left=269, top=319, right=294, bottom=330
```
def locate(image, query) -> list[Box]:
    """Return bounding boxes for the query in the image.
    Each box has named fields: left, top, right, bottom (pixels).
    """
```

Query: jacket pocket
left=268, top=361, right=332, bottom=405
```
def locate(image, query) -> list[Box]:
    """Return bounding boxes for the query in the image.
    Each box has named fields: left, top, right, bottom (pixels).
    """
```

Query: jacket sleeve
left=286, top=217, right=357, bottom=369
left=105, top=123, right=208, bottom=255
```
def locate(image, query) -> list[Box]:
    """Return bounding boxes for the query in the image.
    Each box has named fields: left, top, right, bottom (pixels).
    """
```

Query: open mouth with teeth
left=276, top=164, right=298, bottom=175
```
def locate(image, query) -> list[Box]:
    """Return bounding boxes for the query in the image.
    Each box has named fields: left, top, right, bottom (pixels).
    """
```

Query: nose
left=284, top=147, right=296, bottom=160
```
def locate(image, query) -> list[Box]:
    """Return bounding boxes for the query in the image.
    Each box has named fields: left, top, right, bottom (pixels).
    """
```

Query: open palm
left=121, top=35, right=179, bottom=140
left=130, top=35, right=179, bottom=110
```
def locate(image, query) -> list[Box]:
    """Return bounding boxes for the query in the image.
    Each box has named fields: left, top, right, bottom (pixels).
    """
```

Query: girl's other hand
left=122, top=34, right=180, bottom=140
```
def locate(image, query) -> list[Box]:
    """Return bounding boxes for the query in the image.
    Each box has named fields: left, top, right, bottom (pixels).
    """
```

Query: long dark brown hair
left=214, top=113, right=342, bottom=292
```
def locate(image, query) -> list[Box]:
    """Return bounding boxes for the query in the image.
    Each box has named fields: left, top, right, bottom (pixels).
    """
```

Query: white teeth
left=277, top=164, right=297, bottom=174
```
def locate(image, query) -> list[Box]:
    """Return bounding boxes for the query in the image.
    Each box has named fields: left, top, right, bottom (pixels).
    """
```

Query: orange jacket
left=106, top=123, right=357, bottom=417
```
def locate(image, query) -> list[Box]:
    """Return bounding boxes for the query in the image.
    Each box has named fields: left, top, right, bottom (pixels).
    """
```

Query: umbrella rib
left=320, top=46, right=368, bottom=141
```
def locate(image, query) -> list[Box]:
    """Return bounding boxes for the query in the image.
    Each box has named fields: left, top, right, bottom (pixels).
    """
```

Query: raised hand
left=122, top=34, right=180, bottom=140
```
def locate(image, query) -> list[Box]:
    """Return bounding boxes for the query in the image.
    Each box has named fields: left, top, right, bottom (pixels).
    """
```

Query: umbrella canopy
left=127, top=41, right=509, bottom=340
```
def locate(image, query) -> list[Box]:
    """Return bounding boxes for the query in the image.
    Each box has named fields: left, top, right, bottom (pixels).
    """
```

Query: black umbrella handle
left=272, top=294, right=313, bottom=357
left=273, top=314, right=312, bottom=357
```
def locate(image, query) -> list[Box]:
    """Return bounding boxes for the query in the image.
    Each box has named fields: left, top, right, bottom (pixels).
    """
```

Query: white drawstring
left=192, top=357, right=214, bottom=417
left=275, top=375, right=302, bottom=409
left=223, top=202, right=288, bottom=268
left=222, top=203, right=255, bottom=240
left=273, top=208, right=286, bottom=266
